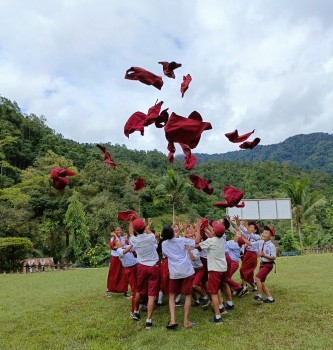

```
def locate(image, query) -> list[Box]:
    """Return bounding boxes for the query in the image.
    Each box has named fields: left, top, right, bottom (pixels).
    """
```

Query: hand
left=258, top=252, right=264, bottom=257
left=147, top=218, right=152, bottom=226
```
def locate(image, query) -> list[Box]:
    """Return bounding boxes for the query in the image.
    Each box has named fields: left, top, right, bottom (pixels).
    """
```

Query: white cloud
left=1, top=0, right=333, bottom=157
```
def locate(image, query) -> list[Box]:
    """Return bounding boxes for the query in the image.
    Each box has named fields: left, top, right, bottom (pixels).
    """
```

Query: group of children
left=106, top=215, right=277, bottom=329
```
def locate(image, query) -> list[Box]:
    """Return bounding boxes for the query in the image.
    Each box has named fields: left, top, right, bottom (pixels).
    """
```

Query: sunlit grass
left=1, top=254, right=333, bottom=350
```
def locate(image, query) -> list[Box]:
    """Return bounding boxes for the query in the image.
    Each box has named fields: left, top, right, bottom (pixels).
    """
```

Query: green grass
left=1, top=254, right=333, bottom=350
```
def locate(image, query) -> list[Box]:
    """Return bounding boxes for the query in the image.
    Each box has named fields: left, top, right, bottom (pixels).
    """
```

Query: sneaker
left=253, top=295, right=263, bottom=304
left=123, top=292, right=131, bottom=298
left=210, top=316, right=223, bottom=324
left=252, top=286, right=258, bottom=292
left=192, top=301, right=201, bottom=307
left=200, top=298, right=210, bottom=308
left=239, top=286, right=249, bottom=297
left=145, top=321, right=153, bottom=329
left=263, top=298, right=275, bottom=303
left=220, top=306, right=228, bottom=315
left=132, top=312, right=140, bottom=321
left=175, top=300, right=184, bottom=307
left=105, top=291, right=112, bottom=297
left=235, top=286, right=247, bottom=297
left=225, top=303, right=234, bottom=311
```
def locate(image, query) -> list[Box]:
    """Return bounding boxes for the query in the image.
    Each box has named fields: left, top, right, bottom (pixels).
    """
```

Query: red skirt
left=159, top=258, right=170, bottom=295
left=106, top=256, right=128, bottom=293
left=240, top=251, right=258, bottom=284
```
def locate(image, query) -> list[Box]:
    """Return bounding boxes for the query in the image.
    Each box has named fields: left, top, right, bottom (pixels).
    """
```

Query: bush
left=279, top=230, right=300, bottom=252
left=0, top=237, right=33, bottom=272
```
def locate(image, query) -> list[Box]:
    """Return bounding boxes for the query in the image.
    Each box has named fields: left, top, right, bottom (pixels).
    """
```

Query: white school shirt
left=129, top=233, right=159, bottom=266
left=117, top=245, right=137, bottom=268
left=239, top=225, right=261, bottom=252
left=110, top=236, right=126, bottom=257
left=162, top=237, right=195, bottom=279
left=189, top=248, right=203, bottom=269
left=252, top=240, right=276, bottom=262
left=199, top=247, right=208, bottom=259
left=199, top=237, right=227, bottom=272
left=226, top=240, right=242, bottom=262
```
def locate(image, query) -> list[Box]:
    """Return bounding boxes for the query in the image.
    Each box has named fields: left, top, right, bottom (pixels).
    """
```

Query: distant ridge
left=193, top=133, right=333, bottom=174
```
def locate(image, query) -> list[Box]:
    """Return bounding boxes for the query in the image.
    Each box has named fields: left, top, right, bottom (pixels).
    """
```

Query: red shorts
left=240, top=251, right=258, bottom=284
left=169, top=275, right=194, bottom=295
left=200, top=257, right=208, bottom=283
left=137, top=263, right=160, bottom=297
left=255, top=262, right=274, bottom=282
left=207, top=271, right=225, bottom=295
left=193, top=266, right=205, bottom=287
left=159, top=258, right=170, bottom=295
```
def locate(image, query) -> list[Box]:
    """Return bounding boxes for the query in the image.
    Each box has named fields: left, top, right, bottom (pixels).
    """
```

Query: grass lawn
left=1, top=254, right=333, bottom=350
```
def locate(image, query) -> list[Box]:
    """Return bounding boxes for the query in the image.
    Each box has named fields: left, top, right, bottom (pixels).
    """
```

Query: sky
left=1, top=0, right=333, bottom=156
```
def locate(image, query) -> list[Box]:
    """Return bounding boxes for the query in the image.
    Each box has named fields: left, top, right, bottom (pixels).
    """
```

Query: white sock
left=219, top=303, right=224, bottom=309
left=158, top=291, right=163, bottom=303
left=175, top=294, right=181, bottom=302
left=146, top=318, right=152, bottom=323
left=134, top=310, right=139, bottom=313
left=257, top=294, right=262, bottom=299
left=267, top=296, right=274, bottom=301
left=227, top=301, right=233, bottom=306
left=215, top=314, right=221, bottom=319
left=202, top=296, right=208, bottom=300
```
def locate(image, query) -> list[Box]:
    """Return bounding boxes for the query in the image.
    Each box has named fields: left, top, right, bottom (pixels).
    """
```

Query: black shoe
left=210, top=316, right=223, bottom=324
left=156, top=302, right=164, bottom=307
left=225, top=303, right=234, bottom=310
left=263, top=298, right=275, bottom=303
left=123, top=292, right=131, bottom=298
left=200, top=298, right=210, bottom=308
left=235, top=286, right=247, bottom=297
left=192, top=301, right=201, bottom=307
left=139, top=304, right=147, bottom=312
left=252, top=295, right=263, bottom=304
left=175, top=300, right=184, bottom=307
left=145, top=321, right=153, bottom=329
left=132, top=311, right=140, bottom=320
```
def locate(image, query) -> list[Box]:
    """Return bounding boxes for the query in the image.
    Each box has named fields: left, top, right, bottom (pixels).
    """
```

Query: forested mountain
left=1, top=96, right=333, bottom=265
left=194, top=133, right=333, bottom=174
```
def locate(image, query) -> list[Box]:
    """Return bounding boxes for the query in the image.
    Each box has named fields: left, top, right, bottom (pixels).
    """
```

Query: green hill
left=194, top=133, right=333, bottom=174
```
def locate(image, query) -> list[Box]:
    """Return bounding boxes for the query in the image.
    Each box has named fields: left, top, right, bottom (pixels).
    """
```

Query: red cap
left=225, top=129, right=254, bottom=143
left=224, top=186, right=244, bottom=207
left=117, top=211, right=138, bottom=221
left=134, top=178, right=145, bottom=191
left=212, top=222, right=226, bottom=237
left=263, top=225, right=275, bottom=236
left=132, top=219, right=146, bottom=232
left=124, top=66, right=163, bottom=90
left=180, top=74, right=192, bottom=97
left=239, top=137, right=261, bottom=150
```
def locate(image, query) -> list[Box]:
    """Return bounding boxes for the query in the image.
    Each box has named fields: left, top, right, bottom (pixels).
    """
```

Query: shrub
left=0, top=237, right=33, bottom=272
left=279, top=230, right=300, bottom=252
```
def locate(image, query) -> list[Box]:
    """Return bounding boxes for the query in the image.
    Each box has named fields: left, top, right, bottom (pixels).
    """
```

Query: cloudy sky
left=1, top=0, right=333, bottom=156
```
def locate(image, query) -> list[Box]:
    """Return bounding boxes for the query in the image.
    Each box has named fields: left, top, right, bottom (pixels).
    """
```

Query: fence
left=22, top=258, right=72, bottom=273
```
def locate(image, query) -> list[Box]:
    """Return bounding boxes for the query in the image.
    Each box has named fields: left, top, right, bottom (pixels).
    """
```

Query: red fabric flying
left=50, top=167, right=76, bottom=190
left=180, top=74, right=192, bottom=97
left=155, top=108, right=169, bottom=128
left=124, top=111, right=146, bottom=137
left=180, top=143, right=198, bottom=171
left=117, top=211, right=138, bottom=221
left=224, top=186, right=244, bottom=207
left=213, top=201, right=229, bottom=208
left=225, top=129, right=255, bottom=143
left=96, top=144, right=116, bottom=169
left=133, top=178, right=145, bottom=191
left=124, top=66, right=163, bottom=90
left=188, top=174, right=213, bottom=195
left=239, top=137, right=261, bottom=149
left=200, top=218, right=209, bottom=240
left=167, top=142, right=176, bottom=164
left=143, top=101, right=163, bottom=126
left=164, top=112, right=212, bottom=149
left=158, top=61, right=182, bottom=79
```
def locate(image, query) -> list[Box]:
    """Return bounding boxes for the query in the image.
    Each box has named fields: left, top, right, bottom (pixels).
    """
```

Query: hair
left=222, top=218, right=230, bottom=230
left=161, top=225, right=174, bottom=240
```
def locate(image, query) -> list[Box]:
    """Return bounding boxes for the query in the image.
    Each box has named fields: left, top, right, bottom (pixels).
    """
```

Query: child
left=129, top=218, right=159, bottom=329
left=197, top=221, right=228, bottom=324
left=114, top=238, right=138, bottom=316
left=244, top=226, right=277, bottom=304
left=162, top=225, right=200, bottom=329
left=106, top=227, right=129, bottom=297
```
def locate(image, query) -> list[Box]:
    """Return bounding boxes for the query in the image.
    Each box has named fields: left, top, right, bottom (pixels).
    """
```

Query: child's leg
left=183, top=294, right=192, bottom=328
left=168, top=293, right=177, bottom=324
left=147, top=296, right=155, bottom=320
left=135, top=292, right=141, bottom=312
left=255, top=276, right=263, bottom=295
left=223, top=282, right=232, bottom=302
left=262, top=283, right=272, bottom=298
left=211, top=294, right=220, bottom=316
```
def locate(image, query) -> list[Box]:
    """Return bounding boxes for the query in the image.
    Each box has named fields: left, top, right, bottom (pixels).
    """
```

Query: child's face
left=114, top=239, right=123, bottom=249
left=114, top=227, right=122, bottom=237
left=249, top=224, right=256, bottom=234
left=262, top=230, right=272, bottom=241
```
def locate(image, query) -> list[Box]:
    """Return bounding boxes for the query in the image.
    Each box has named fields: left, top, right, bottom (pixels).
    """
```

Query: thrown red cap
left=143, top=101, right=163, bottom=127
left=53, top=177, right=69, bottom=190
left=181, top=74, right=192, bottom=97
left=132, top=219, right=146, bottom=232
left=213, top=223, right=226, bottom=237
left=158, top=61, right=182, bottom=79
left=155, top=108, right=169, bottom=128
left=125, top=66, right=163, bottom=90
left=224, top=186, right=244, bottom=207
left=124, top=111, right=146, bottom=137
left=239, top=138, right=261, bottom=149
left=167, top=142, right=176, bottom=164
left=134, top=178, right=145, bottom=191
left=225, top=129, right=254, bottom=143
left=180, top=143, right=198, bottom=171
left=213, top=201, right=229, bottom=208
left=263, top=225, right=275, bottom=236
left=200, top=218, right=209, bottom=240
left=118, top=211, right=138, bottom=221
left=188, top=174, right=213, bottom=195
left=165, top=112, right=212, bottom=149
left=50, top=167, right=76, bottom=190
left=236, top=202, right=245, bottom=208
left=96, top=144, right=116, bottom=169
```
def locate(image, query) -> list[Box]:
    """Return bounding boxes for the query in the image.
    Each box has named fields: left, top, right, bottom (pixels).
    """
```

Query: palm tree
left=283, top=178, right=326, bottom=247
left=155, top=169, right=190, bottom=225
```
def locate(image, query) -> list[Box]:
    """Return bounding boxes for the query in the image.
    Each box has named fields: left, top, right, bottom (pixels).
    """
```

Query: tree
left=282, top=178, right=326, bottom=247
left=64, top=192, right=91, bottom=263
left=155, top=169, right=190, bottom=225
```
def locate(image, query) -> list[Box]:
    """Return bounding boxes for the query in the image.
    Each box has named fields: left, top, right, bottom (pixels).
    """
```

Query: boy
left=242, top=226, right=277, bottom=304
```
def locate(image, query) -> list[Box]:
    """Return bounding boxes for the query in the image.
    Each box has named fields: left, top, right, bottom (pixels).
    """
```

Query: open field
left=1, top=254, right=333, bottom=350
